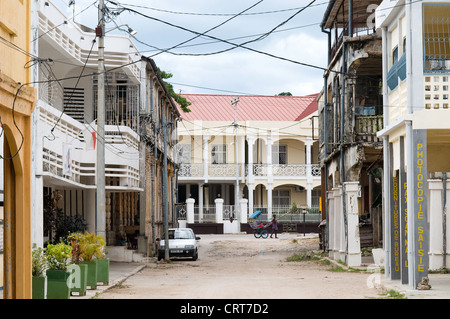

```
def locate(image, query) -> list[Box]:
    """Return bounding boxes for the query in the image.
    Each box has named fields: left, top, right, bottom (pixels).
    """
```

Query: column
left=429, top=179, right=443, bottom=270
left=203, top=135, right=209, bottom=183
left=267, top=134, right=273, bottom=221
left=267, top=183, right=273, bottom=221
left=199, top=183, right=204, bottom=223
left=186, top=198, right=195, bottom=224
left=333, top=187, right=341, bottom=261
left=344, top=182, right=362, bottom=267
left=327, top=190, right=335, bottom=259
left=240, top=199, right=248, bottom=224
left=215, top=198, right=224, bottom=224
left=248, top=183, right=254, bottom=218
left=306, top=136, right=313, bottom=208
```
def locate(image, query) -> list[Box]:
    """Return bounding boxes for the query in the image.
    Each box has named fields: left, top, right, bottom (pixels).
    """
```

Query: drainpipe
left=341, top=40, right=348, bottom=261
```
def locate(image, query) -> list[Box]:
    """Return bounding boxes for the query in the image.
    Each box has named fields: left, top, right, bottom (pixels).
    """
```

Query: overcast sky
left=57, top=0, right=328, bottom=96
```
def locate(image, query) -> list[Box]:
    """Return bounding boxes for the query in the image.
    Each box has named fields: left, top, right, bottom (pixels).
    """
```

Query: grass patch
left=286, top=252, right=322, bottom=262
left=379, top=289, right=407, bottom=299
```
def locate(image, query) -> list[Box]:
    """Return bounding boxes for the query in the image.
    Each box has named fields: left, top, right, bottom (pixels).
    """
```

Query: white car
left=157, top=228, right=200, bottom=261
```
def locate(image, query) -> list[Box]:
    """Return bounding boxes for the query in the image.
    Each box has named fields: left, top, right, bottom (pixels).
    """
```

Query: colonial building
left=30, top=0, right=142, bottom=248
left=176, top=93, right=321, bottom=233
left=318, top=0, right=384, bottom=267
left=376, top=0, right=450, bottom=289
left=0, top=0, right=36, bottom=298
left=138, top=56, right=180, bottom=257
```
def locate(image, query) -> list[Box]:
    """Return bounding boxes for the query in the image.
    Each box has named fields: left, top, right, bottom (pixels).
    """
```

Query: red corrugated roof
left=178, top=93, right=319, bottom=122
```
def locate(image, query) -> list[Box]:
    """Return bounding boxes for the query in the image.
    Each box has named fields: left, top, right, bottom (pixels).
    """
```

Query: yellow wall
left=0, top=0, right=35, bottom=299
left=0, top=0, right=31, bottom=84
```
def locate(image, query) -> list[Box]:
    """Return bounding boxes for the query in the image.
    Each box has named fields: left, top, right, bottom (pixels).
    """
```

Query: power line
left=150, top=0, right=264, bottom=58
left=106, top=0, right=328, bottom=16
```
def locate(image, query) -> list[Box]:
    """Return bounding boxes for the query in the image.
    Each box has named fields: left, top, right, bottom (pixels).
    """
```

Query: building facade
left=29, top=1, right=153, bottom=254
left=376, top=0, right=450, bottom=289
left=0, top=0, right=36, bottom=299
left=176, top=94, right=321, bottom=233
left=319, top=0, right=384, bottom=267
left=138, top=56, right=180, bottom=257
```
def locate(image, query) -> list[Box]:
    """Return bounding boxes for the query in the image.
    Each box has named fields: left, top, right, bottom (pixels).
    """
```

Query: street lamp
left=302, top=207, right=307, bottom=237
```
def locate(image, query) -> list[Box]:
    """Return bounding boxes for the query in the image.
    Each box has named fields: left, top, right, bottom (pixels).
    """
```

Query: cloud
left=156, top=29, right=327, bottom=96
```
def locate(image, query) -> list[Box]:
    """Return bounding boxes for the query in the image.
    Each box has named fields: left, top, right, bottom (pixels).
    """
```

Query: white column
left=333, top=187, right=341, bottom=260
left=344, top=181, right=362, bottom=267
left=306, top=136, right=313, bottom=208
left=203, top=135, right=209, bottom=183
left=328, top=190, right=335, bottom=259
left=248, top=183, right=254, bottom=218
left=267, top=183, right=273, bottom=221
left=267, top=134, right=273, bottom=180
left=429, top=179, right=443, bottom=270
left=247, top=135, right=254, bottom=184
left=186, top=198, right=195, bottom=224
left=85, top=189, right=97, bottom=234
left=240, top=198, right=248, bottom=224
left=199, top=183, right=204, bottom=223
left=215, top=198, right=224, bottom=224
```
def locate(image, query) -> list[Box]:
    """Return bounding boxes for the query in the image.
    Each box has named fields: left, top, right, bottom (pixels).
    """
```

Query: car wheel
left=192, top=250, right=198, bottom=261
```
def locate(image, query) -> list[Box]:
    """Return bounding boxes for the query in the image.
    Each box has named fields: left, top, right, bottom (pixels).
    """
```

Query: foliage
left=32, top=244, right=47, bottom=277
left=43, top=191, right=87, bottom=244
left=277, top=92, right=292, bottom=96
left=45, top=242, right=72, bottom=271
left=67, top=232, right=84, bottom=264
left=158, top=68, right=191, bottom=113
left=74, top=231, right=106, bottom=262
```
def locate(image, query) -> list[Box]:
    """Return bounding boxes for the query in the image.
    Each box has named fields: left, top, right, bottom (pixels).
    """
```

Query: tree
left=277, top=92, right=292, bottom=96
left=158, top=69, right=191, bottom=113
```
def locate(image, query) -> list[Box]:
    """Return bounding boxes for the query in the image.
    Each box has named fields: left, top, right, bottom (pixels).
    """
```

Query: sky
left=56, top=0, right=329, bottom=97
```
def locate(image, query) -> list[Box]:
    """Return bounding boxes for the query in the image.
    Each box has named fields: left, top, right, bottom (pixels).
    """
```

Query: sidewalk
left=70, top=261, right=147, bottom=299
left=380, top=274, right=450, bottom=299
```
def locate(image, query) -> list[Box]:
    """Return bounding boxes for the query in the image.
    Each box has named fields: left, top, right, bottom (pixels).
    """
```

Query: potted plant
left=78, top=231, right=104, bottom=290
left=32, top=244, right=47, bottom=299
left=45, top=242, right=72, bottom=299
left=95, top=237, right=109, bottom=286
left=67, top=233, right=88, bottom=296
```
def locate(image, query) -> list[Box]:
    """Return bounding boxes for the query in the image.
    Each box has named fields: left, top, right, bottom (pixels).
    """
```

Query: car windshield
left=168, top=229, right=194, bottom=240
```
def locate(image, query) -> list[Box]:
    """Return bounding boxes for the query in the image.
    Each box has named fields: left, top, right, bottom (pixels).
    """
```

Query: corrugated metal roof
left=178, top=93, right=318, bottom=122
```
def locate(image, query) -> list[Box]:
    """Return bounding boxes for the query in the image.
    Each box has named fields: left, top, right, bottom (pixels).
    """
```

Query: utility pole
left=231, top=97, right=240, bottom=221
left=163, top=116, right=171, bottom=261
left=96, top=0, right=106, bottom=240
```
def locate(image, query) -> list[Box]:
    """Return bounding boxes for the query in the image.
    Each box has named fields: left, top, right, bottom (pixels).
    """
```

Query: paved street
left=96, top=233, right=385, bottom=300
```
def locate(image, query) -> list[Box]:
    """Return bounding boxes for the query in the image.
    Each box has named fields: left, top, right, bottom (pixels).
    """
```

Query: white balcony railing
left=39, top=102, right=140, bottom=189
left=177, top=163, right=321, bottom=178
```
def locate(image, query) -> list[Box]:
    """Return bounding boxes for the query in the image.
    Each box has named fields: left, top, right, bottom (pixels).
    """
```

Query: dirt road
left=98, top=233, right=384, bottom=299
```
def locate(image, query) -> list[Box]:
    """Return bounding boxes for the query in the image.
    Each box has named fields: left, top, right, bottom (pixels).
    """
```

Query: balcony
left=39, top=102, right=141, bottom=189
left=177, top=163, right=321, bottom=179
left=355, top=115, right=383, bottom=144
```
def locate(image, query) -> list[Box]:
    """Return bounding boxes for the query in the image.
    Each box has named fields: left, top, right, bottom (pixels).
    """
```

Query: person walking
left=270, top=215, right=278, bottom=238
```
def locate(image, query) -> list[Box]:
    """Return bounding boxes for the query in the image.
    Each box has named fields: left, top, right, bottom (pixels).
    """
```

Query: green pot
left=96, top=258, right=110, bottom=285
left=32, top=276, right=46, bottom=299
left=80, top=260, right=97, bottom=290
left=46, top=269, right=71, bottom=299
left=69, top=263, right=88, bottom=296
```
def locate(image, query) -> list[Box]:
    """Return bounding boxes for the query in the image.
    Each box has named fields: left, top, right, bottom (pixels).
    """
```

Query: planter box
left=46, top=270, right=71, bottom=299
left=80, top=260, right=97, bottom=290
left=32, top=276, right=46, bottom=299
left=70, top=263, right=88, bottom=296
left=96, top=258, right=110, bottom=285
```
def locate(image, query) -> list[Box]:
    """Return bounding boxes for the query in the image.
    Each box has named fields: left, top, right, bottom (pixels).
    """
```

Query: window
left=211, top=145, right=226, bottom=164
left=272, top=190, right=290, bottom=207
left=423, top=4, right=450, bottom=73
left=272, top=144, right=287, bottom=164
left=392, top=46, right=399, bottom=64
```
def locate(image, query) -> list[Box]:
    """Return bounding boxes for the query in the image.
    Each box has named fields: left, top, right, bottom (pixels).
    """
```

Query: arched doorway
left=1, top=81, right=35, bottom=299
